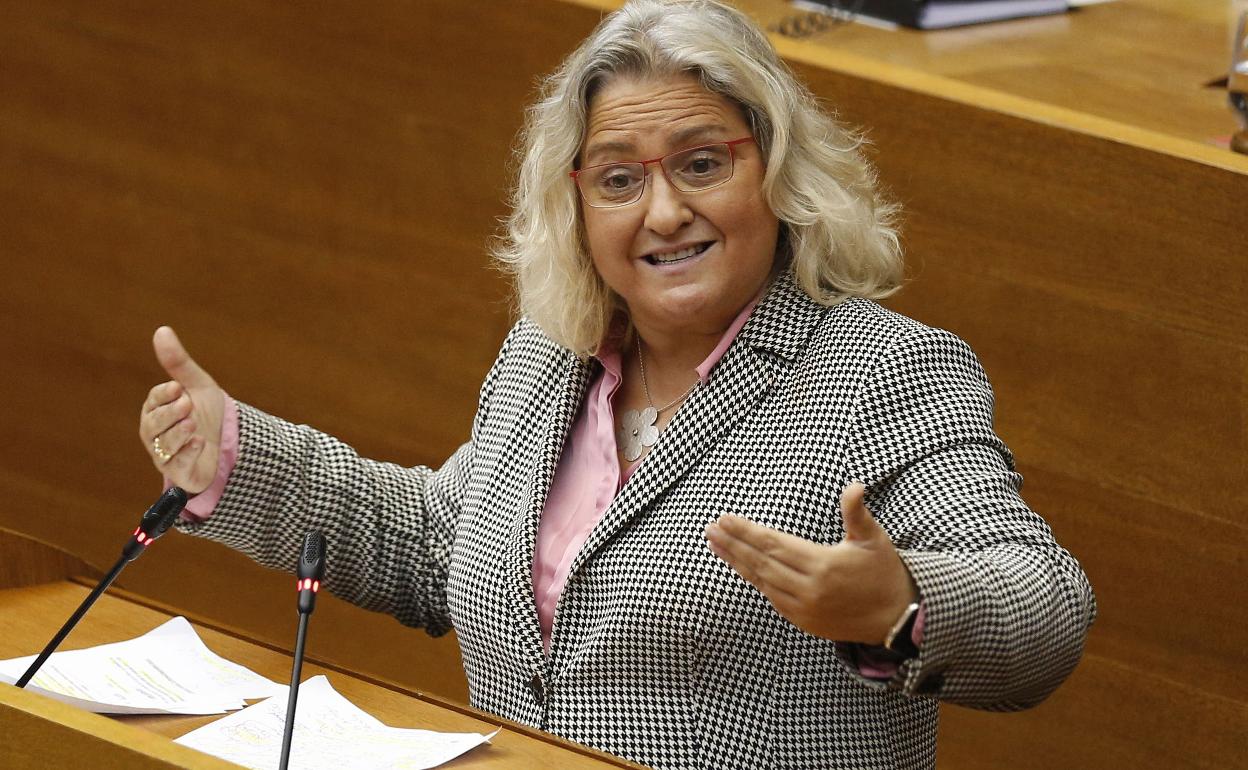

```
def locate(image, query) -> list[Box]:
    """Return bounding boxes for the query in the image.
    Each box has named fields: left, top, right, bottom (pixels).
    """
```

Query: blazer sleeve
left=840, top=324, right=1097, bottom=710
left=175, top=328, right=514, bottom=637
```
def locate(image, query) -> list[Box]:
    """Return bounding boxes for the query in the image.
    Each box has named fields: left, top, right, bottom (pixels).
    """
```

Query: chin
left=647, top=285, right=741, bottom=330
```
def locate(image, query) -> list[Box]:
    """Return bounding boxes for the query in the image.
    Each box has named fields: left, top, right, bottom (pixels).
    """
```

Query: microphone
left=16, top=487, right=188, bottom=688
left=295, top=530, right=326, bottom=615
left=123, top=486, right=190, bottom=561
left=279, top=531, right=326, bottom=770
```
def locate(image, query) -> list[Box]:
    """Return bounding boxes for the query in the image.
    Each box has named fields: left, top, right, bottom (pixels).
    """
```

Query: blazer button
left=528, top=674, right=545, bottom=704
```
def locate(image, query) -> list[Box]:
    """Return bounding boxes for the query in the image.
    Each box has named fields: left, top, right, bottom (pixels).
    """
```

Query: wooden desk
left=0, top=580, right=642, bottom=769
left=751, top=0, right=1240, bottom=147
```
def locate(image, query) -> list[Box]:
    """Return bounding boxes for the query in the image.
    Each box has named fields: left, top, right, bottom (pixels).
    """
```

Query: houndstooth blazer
left=182, top=271, right=1095, bottom=770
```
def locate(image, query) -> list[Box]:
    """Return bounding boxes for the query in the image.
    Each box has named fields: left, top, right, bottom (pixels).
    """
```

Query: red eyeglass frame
left=568, top=136, right=756, bottom=205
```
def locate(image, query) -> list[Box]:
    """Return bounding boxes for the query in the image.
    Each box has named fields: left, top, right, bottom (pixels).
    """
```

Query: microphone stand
left=15, top=487, right=188, bottom=689
left=278, top=613, right=311, bottom=769
left=16, top=558, right=126, bottom=688
left=278, top=531, right=326, bottom=770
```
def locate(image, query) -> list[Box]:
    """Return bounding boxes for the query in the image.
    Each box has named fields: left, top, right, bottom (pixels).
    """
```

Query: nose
left=641, top=165, right=694, bottom=235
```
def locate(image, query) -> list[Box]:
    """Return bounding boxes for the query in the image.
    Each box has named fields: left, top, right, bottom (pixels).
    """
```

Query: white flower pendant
left=619, top=406, right=660, bottom=462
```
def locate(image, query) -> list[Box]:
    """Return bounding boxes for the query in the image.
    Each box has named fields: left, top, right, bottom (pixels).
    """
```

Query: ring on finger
left=152, top=436, right=173, bottom=464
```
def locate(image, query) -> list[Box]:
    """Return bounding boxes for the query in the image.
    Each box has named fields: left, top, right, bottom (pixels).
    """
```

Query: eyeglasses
left=569, top=136, right=755, bottom=208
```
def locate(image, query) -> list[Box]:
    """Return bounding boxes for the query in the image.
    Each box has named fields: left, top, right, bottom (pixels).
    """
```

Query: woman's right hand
left=138, top=327, right=225, bottom=494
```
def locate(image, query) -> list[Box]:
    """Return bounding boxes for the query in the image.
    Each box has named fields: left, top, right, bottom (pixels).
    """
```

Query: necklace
left=618, top=336, right=698, bottom=462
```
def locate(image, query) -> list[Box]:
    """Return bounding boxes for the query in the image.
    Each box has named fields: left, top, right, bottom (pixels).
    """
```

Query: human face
left=579, top=74, right=780, bottom=342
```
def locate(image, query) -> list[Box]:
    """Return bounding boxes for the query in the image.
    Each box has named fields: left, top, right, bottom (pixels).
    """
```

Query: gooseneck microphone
left=279, top=530, right=326, bottom=770
left=16, top=487, right=188, bottom=688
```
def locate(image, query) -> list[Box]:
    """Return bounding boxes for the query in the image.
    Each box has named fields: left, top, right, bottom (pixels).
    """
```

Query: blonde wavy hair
left=493, top=0, right=903, bottom=355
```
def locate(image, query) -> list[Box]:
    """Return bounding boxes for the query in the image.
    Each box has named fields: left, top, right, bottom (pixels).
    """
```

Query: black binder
left=816, top=0, right=1069, bottom=30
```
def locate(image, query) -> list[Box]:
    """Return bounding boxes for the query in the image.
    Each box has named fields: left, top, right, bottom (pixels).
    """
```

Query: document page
left=176, top=675, right=498, bottom=770
left=0, top=616, right=285, bottom=714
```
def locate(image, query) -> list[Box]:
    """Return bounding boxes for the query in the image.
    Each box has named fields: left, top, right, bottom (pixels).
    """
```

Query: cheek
left=581, top=211, right=608, bottom=269
left=724, top=198, right=780, bottom=261
left=707, top=177, right=774, bottom=230
left=584, top=211, right=639, bottom=272
left=584, top=221, right=611, bottom=269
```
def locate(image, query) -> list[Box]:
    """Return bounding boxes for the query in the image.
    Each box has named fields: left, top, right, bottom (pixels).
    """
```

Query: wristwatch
left=883, top=601, right=921, bottom=659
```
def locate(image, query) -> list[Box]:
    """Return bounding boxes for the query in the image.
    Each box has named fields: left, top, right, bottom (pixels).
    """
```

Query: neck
left=636, top=326, right=719, bottom=376
left=631, top=328, right=714, bottom=410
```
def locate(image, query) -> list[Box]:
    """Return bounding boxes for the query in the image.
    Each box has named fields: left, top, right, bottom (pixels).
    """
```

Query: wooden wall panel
left=0, top=0, right=600, bottom=705
left=0, top=528, right=101, bottom=590
left=1, top=0, right=1245, bottom=767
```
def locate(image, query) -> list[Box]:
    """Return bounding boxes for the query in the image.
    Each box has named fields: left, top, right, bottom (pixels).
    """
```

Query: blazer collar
left=561, top=270, right=828, bottom=600
left=505, top=352, right=595, bottom=671
left=737, top=269, right=829, bottom=366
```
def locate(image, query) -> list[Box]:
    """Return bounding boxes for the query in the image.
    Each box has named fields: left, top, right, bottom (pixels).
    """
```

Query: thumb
left=840, top=481, right=884, bottom=543
left=153, top=326, right=213, bottom=389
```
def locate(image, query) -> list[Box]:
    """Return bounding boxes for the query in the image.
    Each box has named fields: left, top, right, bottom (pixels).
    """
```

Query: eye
left=602, top=171, right=636, bottom=189
left=591, top=164, right=644, bottom=198
left=668, top=145, right=733, bottom=186
left=683, top=153, right=722, bottom=176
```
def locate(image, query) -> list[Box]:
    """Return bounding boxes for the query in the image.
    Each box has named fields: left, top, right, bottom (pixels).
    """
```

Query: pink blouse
left=533, top=297, right=759, bottom=651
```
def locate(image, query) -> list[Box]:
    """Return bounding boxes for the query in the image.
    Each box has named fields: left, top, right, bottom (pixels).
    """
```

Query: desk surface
left=0, top=581, right=641, bottom=769
left=766, top=0, right=1234, bottom=144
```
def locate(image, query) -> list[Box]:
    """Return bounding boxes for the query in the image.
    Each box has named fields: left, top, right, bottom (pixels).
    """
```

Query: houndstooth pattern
left=181, top=271, right=1095, bottom=770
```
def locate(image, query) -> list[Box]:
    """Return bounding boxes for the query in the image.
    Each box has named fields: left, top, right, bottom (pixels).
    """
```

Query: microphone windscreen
left=298, top=531, right=327, bottom=581
left=142, top=487, right=189, bottom=537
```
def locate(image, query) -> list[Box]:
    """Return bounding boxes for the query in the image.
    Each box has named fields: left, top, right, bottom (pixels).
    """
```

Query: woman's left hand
left=704, top=482, right=918, bottom=645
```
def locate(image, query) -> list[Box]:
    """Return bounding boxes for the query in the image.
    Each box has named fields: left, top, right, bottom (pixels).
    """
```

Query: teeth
left=651, top=244, right=704, bottom=264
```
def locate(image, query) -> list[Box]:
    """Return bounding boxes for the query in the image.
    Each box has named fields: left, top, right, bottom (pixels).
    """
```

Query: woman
left=139, top=1, right=1095, bottom=768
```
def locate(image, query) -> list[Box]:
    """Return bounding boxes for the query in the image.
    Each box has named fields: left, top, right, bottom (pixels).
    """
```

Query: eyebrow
left=582, top=123, right=732, bottom=165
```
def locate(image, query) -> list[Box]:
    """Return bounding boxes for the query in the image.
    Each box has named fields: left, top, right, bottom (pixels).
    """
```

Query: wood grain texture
left=0, top=1, right=1245, bottom=768
left=0, top=0, right=594, bottom=708
left=2, top=682, right=243, bottom=770
left=0, top=527, right=101, bottom=590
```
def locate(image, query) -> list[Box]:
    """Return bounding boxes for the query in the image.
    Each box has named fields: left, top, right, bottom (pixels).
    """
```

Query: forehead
left=582, top=73, right=749, bottom=163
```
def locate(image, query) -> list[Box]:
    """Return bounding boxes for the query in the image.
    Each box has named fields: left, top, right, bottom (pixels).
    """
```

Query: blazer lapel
left=505, top=351, right=594, bottom=667
left=567, top=272, right=826, bottom=577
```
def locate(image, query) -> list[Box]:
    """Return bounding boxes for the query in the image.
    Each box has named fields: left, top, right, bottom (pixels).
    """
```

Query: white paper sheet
left=0, top=616, right=285, bottom=714
left=176, top=676, right=498, bottom=770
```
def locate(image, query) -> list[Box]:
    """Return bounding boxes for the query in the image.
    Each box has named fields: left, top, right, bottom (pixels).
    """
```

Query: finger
left=707, top=530, right=805, bottom=607
left=744, top=572, right=804, bottom=613
left=142, top=380, right=184, bottom=414
left=153, top=327, right=213, bottom=389
left=153, top=415, right=198, bottom=458
left=705, top=520, right=808, bottom=594
left=141, top=394, right=193, bottom=441
left=839, top=482, right=885, bottom=543
left=712, top=514, right=827, bottom=572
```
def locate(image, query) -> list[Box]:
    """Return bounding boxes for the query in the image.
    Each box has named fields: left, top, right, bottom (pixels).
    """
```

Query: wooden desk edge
left=559, top=0, right=1248, bottom=175
left=85, top=578, right=649, bottom=770
left=1, top=681, right=243, bottom=769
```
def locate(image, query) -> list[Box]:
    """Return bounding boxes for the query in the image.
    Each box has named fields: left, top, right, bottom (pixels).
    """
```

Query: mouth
left=643, top=242, right=713, bottom=266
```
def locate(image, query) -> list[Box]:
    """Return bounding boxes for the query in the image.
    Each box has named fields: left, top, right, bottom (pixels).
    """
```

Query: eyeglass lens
left=581, top=143, right=736, bottom=207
